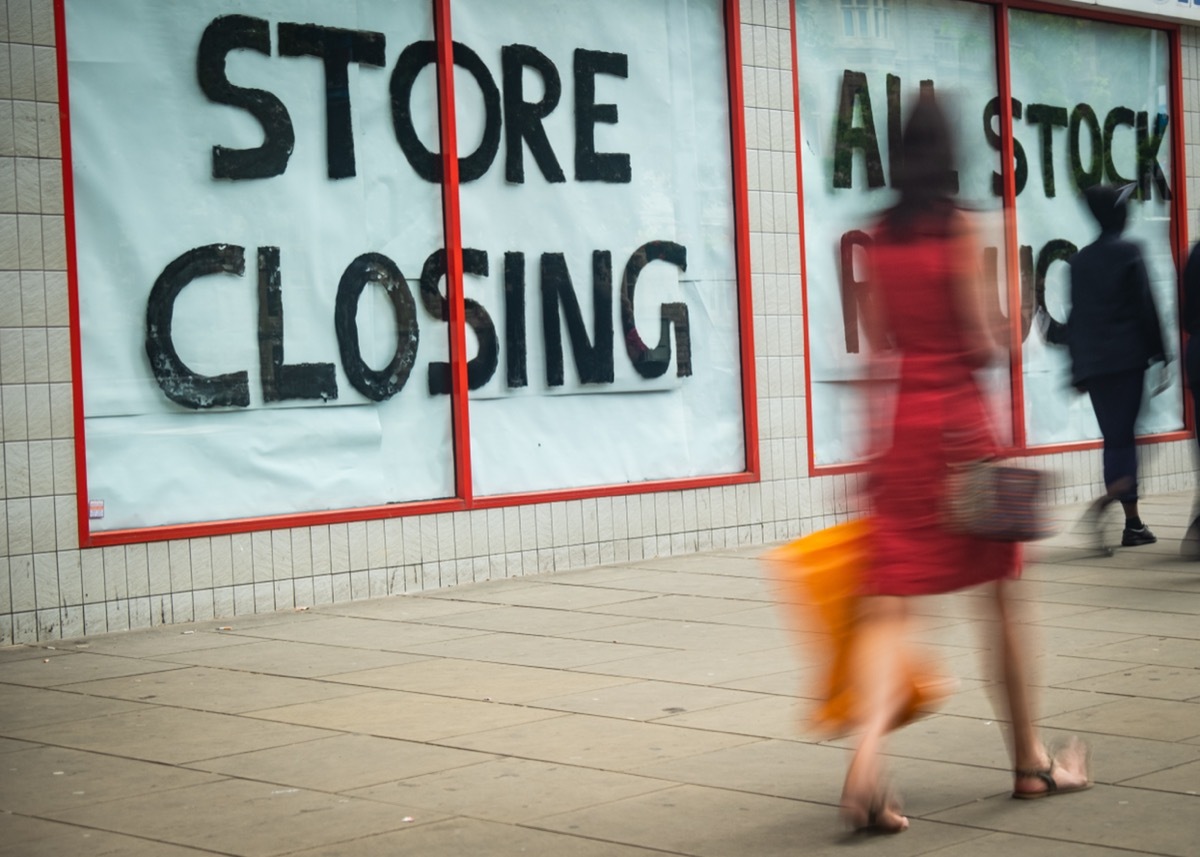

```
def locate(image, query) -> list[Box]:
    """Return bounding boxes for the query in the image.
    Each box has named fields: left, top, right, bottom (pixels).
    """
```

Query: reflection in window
left=841, top=0, right=890, bottom=39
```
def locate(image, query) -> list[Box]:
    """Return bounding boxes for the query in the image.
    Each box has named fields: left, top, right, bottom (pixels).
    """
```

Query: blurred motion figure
left=1041, top=183, right=1167, bottom=553
left=845, top=90, right=1091, bottom=833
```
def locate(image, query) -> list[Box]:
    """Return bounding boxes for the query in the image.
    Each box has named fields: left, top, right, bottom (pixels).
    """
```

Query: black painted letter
left=1069, top=104, right=1103, bottom=191
left=146, top=244, right=250, bottom=409
left=574, top=49, right=630, bottom=182
left=984, top=96, right=1026, bottom=196
left=334, top=253, right=419, bottom=401
left=1026, top=103, right=1068, bottom=198
left=833, top=71, right=885, bottom=190
left=257, top=246, right=338, bottom=402
left=198, top=16, right=294, bottom=180
left=620, top=241, right=691, bottom=379
left=277, top=23, right=386, bottom=180
left=390, top=41, right=502, bottom=183
left=540, top=251, right=614, bottom=386
left=421, top=248, right=499, bottom=394
left=502, top=44, right=565, bottom=184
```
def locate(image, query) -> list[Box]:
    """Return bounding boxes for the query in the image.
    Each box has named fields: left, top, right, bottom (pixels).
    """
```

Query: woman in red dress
left=841, top=92, right=1091, bottom=832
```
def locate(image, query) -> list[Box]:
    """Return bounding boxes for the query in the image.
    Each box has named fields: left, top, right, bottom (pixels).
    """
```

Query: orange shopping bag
left=766, top=518, right=946, bottom=735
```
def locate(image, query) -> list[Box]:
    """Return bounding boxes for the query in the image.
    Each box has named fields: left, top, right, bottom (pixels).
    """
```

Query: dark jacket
left=1182, top=241, right=1200, bottom=336
left=1057, top=230, right=1166, bottom=387
left=1183, top=241, right=1200, bottom=389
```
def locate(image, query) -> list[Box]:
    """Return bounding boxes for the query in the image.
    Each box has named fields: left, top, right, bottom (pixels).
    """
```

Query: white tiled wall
left=0, top=0, right=1196, bottom=646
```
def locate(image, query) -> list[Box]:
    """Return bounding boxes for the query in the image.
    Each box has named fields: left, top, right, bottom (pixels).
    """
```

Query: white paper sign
left=65, top=0, right=746, bottom=531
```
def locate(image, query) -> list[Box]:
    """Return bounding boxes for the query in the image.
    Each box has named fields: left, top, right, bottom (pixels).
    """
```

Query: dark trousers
left=1187, top=336, right=1200, bottom=454
left=1086, top=369, right=1145, bottom=504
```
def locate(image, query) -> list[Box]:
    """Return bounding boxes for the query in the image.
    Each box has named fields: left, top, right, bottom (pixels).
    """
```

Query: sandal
left=840, top=785, right=909, bottom=833
left=1012, top=738, right=1092, bottom=800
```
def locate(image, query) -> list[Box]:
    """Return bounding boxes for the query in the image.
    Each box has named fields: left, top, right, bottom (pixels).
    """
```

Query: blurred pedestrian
left=1041, top=183, right=1168, bottom=553
left=1180, top=239, right=1200, bottom=557
left=846, top=91, right=1090, bottom=834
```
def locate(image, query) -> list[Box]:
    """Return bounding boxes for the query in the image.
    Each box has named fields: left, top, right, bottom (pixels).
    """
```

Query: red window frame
left=57, top=0, right=759, bottom=547
left=795, top=0, right=1191, bottom=477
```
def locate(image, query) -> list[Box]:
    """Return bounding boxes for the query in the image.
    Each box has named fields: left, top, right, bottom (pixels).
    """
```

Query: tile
left=532, top=679, right=766, bottom=722
left=283, top=817, right=668, bottom=857
left=898, top=830, right=1154, bottom=857
left=397, top=630, right=663, bottom=670
left=1059, top=664, right=1200, bottom=701
left=589, top=644, right=796, bottom=685
left=562, top=618, right=788, bottom=653
left=193, top=733, right=492, bottom=793
left=1120, top=758, right=1200, bottom=794
left=0, top=815, right=212, bottom=857
left=536, top=783, right=985, bottom=856
left=64, top=666, right=365, bottom=714
left=1036, top=696, right=1200, bottom=742
left=425, top=579, right=649, bottom=610
left=0, top=737, right=38, bottom=754
left=415, top=604, right=636, bottom=636
left=1031, top=653, right=1144, bottom=686
left=438, top=712, right=757, bottom=772
left=929, top=785, right=1198, bottom=857
left=598, top=569, right=772, bottom=601
left=651, top=692, right=824, bottom=740
left=631, top=738, right=848, bottom=803
left=250, top=689, right=566, bottom=741
left=1041, top=608, right=1200, bottom=641
left=0, top=683, right=143, bottom=732
left=151, top=638, right=426, bottom=678
left=352, top=756, right=672, bottom=823
left=0, top=744, right=222, bottom=813
left=5, top=705, right=334, bottom=764
left=325, top=656, right=631, bottom=703
left=43, top=779, right=435, bottom=857
left=230, top=614, right=489, bottom=650
left=0, top=649, right=180, bottom=687
left=579, top=592, right=763, bottom=621
left=927, top=684, right=1115, bottom=722
left=841, top=714, right=1015, bottom=772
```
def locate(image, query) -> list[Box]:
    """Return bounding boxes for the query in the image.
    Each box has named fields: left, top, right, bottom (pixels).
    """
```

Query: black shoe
left=1081, top=497, right=1116, bottom=556
left=1121, top=525, right=1157, bottom=547
left=1181, top=517, right=1200, bottom=560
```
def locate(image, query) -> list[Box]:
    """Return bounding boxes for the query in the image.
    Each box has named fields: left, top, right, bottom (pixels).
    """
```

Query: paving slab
left=349, top=756, right=673, bottom=822
left=283, top=816, right=671, bottom=857
left=1, top=490, right=1198, bottom=855
left=40, top=778, right=435, bottom=857
left=188, top=733, right=494, bottom=792
left=324, top=655, right=633, bottom=702
left=0, top=815, right=213, bottom=857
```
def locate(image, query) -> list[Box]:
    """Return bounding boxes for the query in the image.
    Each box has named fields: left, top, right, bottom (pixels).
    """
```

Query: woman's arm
left=949, top=214, right=1002, bottom=367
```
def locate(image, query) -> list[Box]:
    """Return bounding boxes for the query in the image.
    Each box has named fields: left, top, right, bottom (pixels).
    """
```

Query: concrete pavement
left=1, top=492, right=1198, bottom=856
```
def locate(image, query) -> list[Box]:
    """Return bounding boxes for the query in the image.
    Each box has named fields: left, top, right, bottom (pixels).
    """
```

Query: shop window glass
left=1010, top=9, right=1181, bottom=446
left=796, top=0, right=1006, bottom=467
left=64, top=0, right=454, bottom=531
left=451, top=0, right=746, bottom=495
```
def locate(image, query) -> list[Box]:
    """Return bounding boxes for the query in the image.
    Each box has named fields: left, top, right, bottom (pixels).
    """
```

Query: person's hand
left=1151, top=360, right=1172, bottom=397
left=1035, top=306, right=1051, bottom=340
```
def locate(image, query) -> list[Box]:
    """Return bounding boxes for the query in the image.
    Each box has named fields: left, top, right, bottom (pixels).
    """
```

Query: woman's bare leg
left=988, top=580, right=1089, bottom=794
left=841, top=594, right=910, bottom=832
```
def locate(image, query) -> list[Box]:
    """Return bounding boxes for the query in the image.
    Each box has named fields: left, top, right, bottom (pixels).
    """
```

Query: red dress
left=864, top=226, right=1020, bottom=596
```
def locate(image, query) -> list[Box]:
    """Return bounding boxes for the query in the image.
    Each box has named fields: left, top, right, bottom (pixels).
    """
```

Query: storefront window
left=61, top=0, right=749, bottom=537
left=1010, top=8, right=1181, bottom=446
left=450, top=0, right=745, bottom=496
left=796, top=0, right=1005, bottom=467
left=797, top=0, right=1181, bottom=470
left=65, top=0, right=455, bottom=531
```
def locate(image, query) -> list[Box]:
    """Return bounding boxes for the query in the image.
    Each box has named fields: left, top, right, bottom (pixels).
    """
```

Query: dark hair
left=883, top=90, right=957, bottom=237
left=1083, top=183, right=1129, bottom=234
